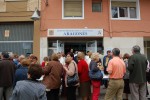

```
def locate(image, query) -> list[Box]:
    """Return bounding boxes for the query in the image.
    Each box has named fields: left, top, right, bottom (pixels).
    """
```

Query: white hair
left=18, top=55, right=25, bottom=61
left=91, top=53, right=99, bottom=60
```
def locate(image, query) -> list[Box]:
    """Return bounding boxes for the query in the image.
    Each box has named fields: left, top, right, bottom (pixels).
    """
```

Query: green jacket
left=128, top=53, right=147, bottom=83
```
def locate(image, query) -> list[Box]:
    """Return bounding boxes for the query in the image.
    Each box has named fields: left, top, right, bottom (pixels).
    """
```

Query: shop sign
left=47, top=29, right=103, bottom=37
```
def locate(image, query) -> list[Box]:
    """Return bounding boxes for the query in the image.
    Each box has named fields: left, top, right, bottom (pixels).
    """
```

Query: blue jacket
left=103, top=55, right=112, bottom=75
left=103, top=55, right=112, bottom=68
left=89, top=60, right=99, bottom=72
left=10, top=80, right=47, bottom=100
left=14, top=66, right=28, bottom=87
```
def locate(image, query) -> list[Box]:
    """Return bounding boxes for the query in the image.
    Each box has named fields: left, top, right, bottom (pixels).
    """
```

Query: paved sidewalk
left=60, top=83, right=150, bottom=100
left=59, top=86, right=106, bottom=100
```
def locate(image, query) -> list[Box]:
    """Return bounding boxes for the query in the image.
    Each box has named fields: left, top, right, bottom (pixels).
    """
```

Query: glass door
left=57, top=40, right=64, bottom=53
left=86, top=40, right=97, bottom=53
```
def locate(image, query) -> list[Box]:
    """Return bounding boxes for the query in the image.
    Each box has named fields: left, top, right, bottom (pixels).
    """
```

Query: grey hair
left=18, top=55, right=25, bottom=61
left=132, top=45, right=140, bottom=53
left=112, top=48, right=120, bottom=56
left=91, top=53, right=99, bottom=60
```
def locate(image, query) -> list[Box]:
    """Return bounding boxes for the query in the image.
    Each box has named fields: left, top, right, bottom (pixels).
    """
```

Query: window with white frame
left=111, top=0, right=140, bottom=19
left=63, top=0, right=84, bottom=19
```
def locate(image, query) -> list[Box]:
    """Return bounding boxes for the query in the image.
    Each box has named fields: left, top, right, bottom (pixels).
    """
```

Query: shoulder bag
left=89, top=61, right=103, bottom=80
left=89, top=70, right=103, bottom=80
left=67, top=62, right=79, bottom=86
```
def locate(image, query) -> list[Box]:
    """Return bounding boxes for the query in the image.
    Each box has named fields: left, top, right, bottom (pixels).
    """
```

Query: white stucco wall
left=40, top=37, right=48, bottom=63
left=103, top=37, right=144, bottom=56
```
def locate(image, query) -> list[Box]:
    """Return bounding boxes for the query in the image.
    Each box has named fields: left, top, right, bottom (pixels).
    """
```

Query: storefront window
left=48, top=41, right=57, bottom=48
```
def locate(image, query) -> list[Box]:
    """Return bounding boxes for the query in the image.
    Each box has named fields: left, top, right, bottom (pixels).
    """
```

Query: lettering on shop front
left=64, top=32, right=88, bottom=36
left=47, top=29, right=103, bottom=37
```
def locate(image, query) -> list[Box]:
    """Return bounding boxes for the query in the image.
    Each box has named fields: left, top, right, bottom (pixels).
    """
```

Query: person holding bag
left=63, top=52, right=79, bottom=100
left=89, top=53, right=103, bottom=100
left=42, top=53, right=63, bottom=100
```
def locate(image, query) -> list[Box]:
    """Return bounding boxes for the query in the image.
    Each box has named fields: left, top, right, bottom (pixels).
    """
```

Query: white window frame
left=110, top=0, right=141, bottom=20
left=62, top=0, right=84, bottom=19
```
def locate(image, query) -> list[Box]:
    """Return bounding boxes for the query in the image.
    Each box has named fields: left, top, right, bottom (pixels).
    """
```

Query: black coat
left=0, top=59, right=16, bottom=87
left=128, top=53, right=147, bottom=83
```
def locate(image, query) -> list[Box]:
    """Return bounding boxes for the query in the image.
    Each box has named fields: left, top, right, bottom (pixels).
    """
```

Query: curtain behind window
left=111, top=1, right=136, bottom=7
left=64, top=0, right=82, bottom=17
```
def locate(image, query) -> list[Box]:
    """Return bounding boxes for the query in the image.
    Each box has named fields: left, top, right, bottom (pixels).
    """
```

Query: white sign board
left=47, top=29, right=103, bottom=37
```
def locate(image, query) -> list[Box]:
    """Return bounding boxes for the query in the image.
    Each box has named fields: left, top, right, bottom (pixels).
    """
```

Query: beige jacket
left=65, top=60, right=79, bottom=87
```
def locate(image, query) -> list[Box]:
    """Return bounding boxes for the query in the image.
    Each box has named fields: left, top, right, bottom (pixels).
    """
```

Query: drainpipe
left=108, top=0, right=112, bottom=38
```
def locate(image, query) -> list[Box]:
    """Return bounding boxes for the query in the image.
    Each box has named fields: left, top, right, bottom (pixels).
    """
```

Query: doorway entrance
left=65, top=43, right=86, bottom=54
left=48, top=38, right=103, bottom=56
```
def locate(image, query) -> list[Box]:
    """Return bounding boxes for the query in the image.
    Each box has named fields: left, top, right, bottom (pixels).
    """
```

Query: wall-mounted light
left=31, top=8, right=40, bottom=21
left=31, top=0, right=48, bottom=21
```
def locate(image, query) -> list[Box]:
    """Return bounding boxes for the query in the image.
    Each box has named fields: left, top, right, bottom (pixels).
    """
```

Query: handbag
left=67, top=63, right=79, bottom=86
left=89, top=70, right=103, bottom=80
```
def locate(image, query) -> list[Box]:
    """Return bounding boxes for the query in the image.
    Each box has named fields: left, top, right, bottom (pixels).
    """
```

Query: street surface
left=59, top=83, right=150, bottom=100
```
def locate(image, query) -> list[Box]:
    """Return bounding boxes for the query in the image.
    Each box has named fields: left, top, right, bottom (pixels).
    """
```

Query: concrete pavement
left=60, top=83, right=150, bottom=100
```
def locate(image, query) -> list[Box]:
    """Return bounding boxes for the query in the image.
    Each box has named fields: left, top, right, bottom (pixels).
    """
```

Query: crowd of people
left=0, top=45, right=150, bottom=100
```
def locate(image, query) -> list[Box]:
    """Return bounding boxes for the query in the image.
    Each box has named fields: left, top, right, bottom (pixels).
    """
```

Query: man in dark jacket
left=103, top=50, right=112, bottom=88
left=128, top=45, right=147, bottom=100
left=0, top=52, right=16, bottom=100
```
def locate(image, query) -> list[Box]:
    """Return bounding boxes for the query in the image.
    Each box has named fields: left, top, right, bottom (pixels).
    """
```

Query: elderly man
left=104, top=48, right=126, bottom=100
left=128, top=45, right=147, bottom=100
left=103, top=50, right=112, bottom=88
left=0, top=52, right=16, bottom=100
